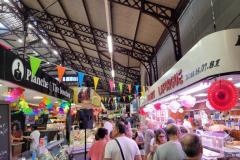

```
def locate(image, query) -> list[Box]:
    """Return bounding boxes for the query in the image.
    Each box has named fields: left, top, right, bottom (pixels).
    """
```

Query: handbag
left=115, top=139, right=125, bottom=160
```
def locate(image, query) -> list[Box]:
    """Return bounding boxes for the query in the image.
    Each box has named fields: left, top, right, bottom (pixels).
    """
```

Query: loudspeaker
left=78, top=109, right=93, bottom=129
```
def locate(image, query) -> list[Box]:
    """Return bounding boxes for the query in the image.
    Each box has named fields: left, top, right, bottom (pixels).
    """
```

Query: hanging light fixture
left=111, top=69, right=115, bottom=78
left=107, top=35, right=113, bottom=53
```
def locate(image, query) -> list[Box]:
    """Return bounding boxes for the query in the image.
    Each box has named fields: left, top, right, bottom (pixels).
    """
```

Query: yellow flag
left=93, top=76, right=100, bottom=90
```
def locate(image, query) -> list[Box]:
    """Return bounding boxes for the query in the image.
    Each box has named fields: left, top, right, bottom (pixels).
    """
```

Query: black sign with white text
left=0, top=47, right=73, bottom=101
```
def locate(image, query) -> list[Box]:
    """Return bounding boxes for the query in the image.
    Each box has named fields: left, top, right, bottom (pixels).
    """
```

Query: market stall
left=0, top=46, right=73, bottom=159
left=141, top=29, right=240, bottom=159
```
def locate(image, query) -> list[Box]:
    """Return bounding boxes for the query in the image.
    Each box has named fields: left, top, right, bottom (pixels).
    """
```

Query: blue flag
left=135, top=85, right=140, bottom=94
left=78, top=72, right=85, bottom=87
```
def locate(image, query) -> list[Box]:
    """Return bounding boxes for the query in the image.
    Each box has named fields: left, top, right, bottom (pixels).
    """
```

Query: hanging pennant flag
left=78, top=72, right=85, bottom=87
left=56, top=65, right=66, bottom=82
left=141, top=85, right=146, bottom=96
left=123, top=96, right=126, bottom=102
left=118, top=82, right=123, bottom=93
left=117, top=96, right=121, bottom=102
left=104, top=97, right=107, bottom=103
left=101, top=97, right=104, bottom=102
left=29, top=56, right=41, bottom=77
left=134, top=94, right=137, bottom=98
left=93, top=76, right=100, bottom=90
left=109, top=80, right=115, bottom=92
left=108, top=97, right=111, bottom=103
left=128, top=84, right=132, bottom=93
left=72, top=87, right=79, bottom=104
left=135, top=85, right=140, bottom=94
left=128, top=95, right=132, bottom=102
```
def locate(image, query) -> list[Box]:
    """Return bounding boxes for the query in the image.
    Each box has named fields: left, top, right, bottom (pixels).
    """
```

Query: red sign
left=158, top=69, right=183, bottom=95
left=147, top=91, right=155, bottom=101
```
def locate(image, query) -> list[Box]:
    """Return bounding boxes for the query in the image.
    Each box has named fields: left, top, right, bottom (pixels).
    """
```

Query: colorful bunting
left=93, top=76, right=100, bottom=90
left=118, top=82, right=123, bottom=93
left=56, top=65, right=66, bottom=82
left=78, top=72, right=85, bottom=87
left=128, top=84, right=132, bottom=93
left=29, top=56, right=41, bottom=77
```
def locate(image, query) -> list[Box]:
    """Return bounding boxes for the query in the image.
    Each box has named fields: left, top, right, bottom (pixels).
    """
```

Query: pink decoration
left=180, top=95, right=196, bottom=108
left=109, top=80, right=115, bottom=92
left=154, top=103, right=161, bottom=110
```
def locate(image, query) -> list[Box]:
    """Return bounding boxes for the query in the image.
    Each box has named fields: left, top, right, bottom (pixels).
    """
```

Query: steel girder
left=109, top=0, right=183, bottom=61
left=28, top=8, right=154, bottom=56
left=36, top=21, right=150, bottom=62
left=59, top=47, right=140, bottom=80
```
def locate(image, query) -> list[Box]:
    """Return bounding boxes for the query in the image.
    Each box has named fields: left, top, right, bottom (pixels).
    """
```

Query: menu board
left=0, top=104, right=10, bottom=160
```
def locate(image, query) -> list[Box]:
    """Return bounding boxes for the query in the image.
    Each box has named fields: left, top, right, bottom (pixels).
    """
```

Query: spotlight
left=42, top=38, right=48, bottom=45
left=17, top=39, right=23, bottom=43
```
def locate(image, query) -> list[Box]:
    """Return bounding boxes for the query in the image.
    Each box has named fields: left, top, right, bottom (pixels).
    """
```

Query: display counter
left=198, top=130, right=240, bottom=159
left=14, top=139, right=65, bottom=160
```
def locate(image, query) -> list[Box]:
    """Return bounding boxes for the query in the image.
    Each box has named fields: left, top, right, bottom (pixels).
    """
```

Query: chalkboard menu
left=0, top=104, right=10, bottom=160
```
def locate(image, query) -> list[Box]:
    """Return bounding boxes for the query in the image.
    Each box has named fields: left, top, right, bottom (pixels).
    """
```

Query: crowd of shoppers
left=88, top=117, right=203, bottom=160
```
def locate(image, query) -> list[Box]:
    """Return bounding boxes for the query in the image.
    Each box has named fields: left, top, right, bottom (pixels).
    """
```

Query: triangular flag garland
left=93, top=76, right=100, bottom=90
left=78, top=72, right=85, bottom=87
left=29, top=56, right=41, bottom=77
left=27, top=56, right=150, bottom=97
left=56, top=65, right=66, bottom=82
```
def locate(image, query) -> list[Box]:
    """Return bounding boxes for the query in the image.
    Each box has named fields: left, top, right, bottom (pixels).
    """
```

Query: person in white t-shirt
left=104, top=121, right=142, bottom=160
left=103, top=118, right=113, bottom=136
left=30, top=125, right=40, bottom=151
left=183, top=115, right=192, bottom=130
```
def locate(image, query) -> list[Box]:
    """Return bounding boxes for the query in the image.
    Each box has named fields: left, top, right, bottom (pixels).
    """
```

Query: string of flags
left=28, top=55, right=148, bottom=98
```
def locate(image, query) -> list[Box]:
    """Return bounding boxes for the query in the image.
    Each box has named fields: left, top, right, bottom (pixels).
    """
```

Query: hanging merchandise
left=5, top=87, right=25, bottom=102
left=29, top=56, right=42, bottom=77
left=56, top=65, right=66, bottom=82
left=179, top=108, right=184, bottom=113
left=169, top=100, right=181, bottom=111
left=208, top=80, right=238, bottom=111
left=78, top=72, right=85, bottom=87
left=93, top=76, right=100, bottom=90
left=180, top=95, right=196, bottom=108
left=154, top=103, right=161, bottom=110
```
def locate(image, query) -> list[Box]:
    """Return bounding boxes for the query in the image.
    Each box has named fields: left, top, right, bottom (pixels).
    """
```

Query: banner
left=118, top=82, right=123, bottom=93
left=0, top=47, right=73, bottom=101
left=56, top=65, right=66, bottom=82
left=93, top=76, right=100, bottom=90
left=78, top=72, right=85, bottom=87
left=29, top=56, right=41, bottom=77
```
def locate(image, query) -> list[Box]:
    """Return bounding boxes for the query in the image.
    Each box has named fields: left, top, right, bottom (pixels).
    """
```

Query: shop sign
left=158, top=69, right=183, bottom=95
left=0, top=47, right=73, bottom=101
left=144, top=29, right=240, bottom=105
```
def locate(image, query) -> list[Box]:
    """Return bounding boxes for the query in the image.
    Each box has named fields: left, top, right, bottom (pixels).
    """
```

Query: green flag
left=118, top=82, right=123, bottom=93
left=29, top=56, right=41, bottom=76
